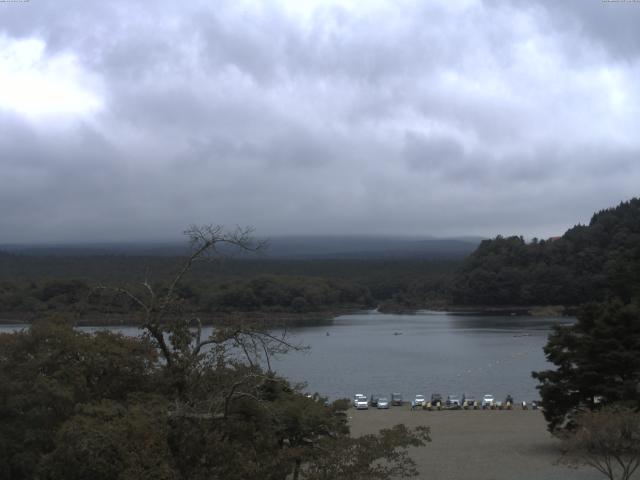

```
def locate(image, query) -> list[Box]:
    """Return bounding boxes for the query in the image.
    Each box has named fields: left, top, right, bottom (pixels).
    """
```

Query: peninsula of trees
left=452, top=198, right=640, bottom=307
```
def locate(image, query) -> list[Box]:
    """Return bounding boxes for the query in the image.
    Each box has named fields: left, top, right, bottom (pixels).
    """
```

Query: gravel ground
left=348, top=406, right=613, bottom=480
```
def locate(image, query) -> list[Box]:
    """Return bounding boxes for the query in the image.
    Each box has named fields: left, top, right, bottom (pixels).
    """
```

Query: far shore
left=349, top=406, right=603, bottom=480
left=0, top=304, right=577, bottom=327
left=0, top=309, right=354, bottom=327
left=377, top=303, right=576, bottom=317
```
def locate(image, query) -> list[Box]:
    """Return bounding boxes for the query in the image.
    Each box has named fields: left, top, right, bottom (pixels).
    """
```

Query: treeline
left=452, top=198, right=640, bottom=306
left=0, top=275, right=372, bottom=317
left=0, top=255, right=457, bottom=318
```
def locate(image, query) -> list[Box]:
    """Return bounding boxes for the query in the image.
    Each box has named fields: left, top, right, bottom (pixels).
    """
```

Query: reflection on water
left=0, top=311, right=572, bottom=402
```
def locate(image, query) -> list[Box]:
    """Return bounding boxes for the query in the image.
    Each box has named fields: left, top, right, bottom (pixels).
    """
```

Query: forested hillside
left=452, top=198, right=640, bottom=306
left=0, top=254, right=456, bottom=320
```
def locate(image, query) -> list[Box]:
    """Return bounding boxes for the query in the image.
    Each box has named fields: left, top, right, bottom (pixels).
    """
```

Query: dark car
left=430, top=393, right=443, bottom=406
left=370, top=394, right=381, bottom=407
left=391, top=392, right=403, bottom=406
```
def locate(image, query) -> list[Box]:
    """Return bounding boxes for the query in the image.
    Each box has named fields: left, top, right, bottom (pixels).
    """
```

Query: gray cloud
left=488, top=0, right=640, bottom=60
left=0, top=0, right=638, bottom=243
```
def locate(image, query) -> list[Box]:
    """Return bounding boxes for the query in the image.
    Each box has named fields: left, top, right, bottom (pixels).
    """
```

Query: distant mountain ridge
left=262, top=236, right=482, bottom=259
left=0, top=235, right=483, bottom=260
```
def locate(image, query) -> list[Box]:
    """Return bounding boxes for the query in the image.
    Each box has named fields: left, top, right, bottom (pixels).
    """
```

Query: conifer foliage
left=453, top=198, right=640, bottom=306
left=533, top=298, right=640, bottom=431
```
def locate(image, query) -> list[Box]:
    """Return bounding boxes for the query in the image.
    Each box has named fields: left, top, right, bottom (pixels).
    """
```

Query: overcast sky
left=1, top=0, right=639, bottom=243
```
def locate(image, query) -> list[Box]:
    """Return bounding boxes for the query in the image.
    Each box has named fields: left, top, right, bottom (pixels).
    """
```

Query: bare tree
left=98, top=225, right=300, bottom=401
left=88, top=224, right=430, bottom=480
left=560, top=406, right=640, bottom=480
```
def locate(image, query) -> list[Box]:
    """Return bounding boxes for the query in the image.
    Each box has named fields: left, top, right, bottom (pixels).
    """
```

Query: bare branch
left=95, top=284, right=150, bottom=315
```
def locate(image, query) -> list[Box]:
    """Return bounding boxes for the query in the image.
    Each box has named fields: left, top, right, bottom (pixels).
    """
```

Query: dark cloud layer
left=0, top=0, right=638, bottom=243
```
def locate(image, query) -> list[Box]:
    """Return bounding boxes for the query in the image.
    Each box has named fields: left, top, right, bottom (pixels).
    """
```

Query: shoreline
left=377, top=304, right=576, bottom=317
left=0, top=308, right=364, bottom=327
left=0, top=304, right=575, bottom=327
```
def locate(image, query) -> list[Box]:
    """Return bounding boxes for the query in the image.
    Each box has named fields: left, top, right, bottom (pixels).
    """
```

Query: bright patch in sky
left=0, top=36, right=102, bottom=119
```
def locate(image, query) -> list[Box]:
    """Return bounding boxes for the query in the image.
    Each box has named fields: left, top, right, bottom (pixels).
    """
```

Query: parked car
left=377, top=397, right=390, bottom=409
left=481, top=394, right=495, bottom=409
left=430, top=393, right=443, bottom=406
left=370, top=394, right=381, bottom=407
left=504, top=394, right=514, bottom=409
left=412, top=394, right=426, bottom=409
left=446, top=394, right=461, bottom=409
left=391, top=393, right=403, bottom=406
left=461, top=394, right=477, bottom=409
left=353, top=394, right=369, bottom=409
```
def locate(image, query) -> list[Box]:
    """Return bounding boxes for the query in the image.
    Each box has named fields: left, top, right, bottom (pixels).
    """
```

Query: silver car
left=377, top=397, right=390, bottom=409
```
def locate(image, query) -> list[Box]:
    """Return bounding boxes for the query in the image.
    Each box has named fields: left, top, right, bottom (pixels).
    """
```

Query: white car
left=353, top=394, right=369, bottom=409
left=412, top=394, right=426, bottom=408
left=482, top=394, right=495, bottom=409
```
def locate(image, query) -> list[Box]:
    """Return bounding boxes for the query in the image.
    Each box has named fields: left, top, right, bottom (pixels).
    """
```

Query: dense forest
left=452, top=198, right=640, bottom=307
left=0, top=227, right=432, bottom=480
left=2, top=199, right=639, bottom=321
left=525, top=201, right=640, bottom=433
left=0, top=252, right=457, bottom=321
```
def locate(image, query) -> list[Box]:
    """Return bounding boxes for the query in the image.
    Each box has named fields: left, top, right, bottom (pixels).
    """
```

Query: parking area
left=349, top=408, right=605, bottom=480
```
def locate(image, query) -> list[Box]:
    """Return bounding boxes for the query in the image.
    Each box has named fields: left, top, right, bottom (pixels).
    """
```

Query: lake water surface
left=268, top=310, right=571, bottom=402
left=0, top=310, right=571, bottom=403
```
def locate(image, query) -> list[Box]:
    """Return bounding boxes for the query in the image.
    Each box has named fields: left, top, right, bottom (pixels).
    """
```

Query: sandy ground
left=349, top=406, right=614, bottom=480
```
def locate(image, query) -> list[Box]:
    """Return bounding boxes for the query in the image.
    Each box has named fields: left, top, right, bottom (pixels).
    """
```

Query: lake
left=0, top=310, right=571, bottom=402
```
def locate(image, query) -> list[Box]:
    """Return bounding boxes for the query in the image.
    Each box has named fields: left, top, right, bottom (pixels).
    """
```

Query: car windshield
left=379, top=398, right=388, bottom=402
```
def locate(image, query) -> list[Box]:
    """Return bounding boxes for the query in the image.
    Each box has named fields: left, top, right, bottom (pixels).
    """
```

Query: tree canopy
left=0, top=225, right=430, bottom=480
left=529, top=201, right=640, bottom=432
left=532, top=297, right=640, bottom=431
left=452, top=198, right=640, bottom=306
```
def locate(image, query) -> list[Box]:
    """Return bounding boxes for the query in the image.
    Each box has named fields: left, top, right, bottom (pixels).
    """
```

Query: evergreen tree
left=532, top=297, right=640, bottom=431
